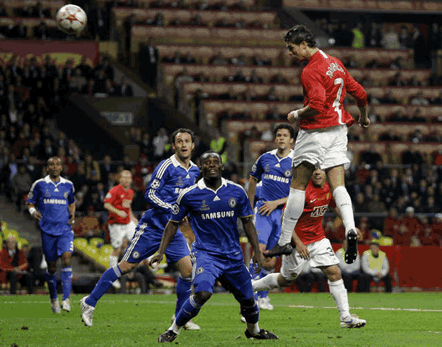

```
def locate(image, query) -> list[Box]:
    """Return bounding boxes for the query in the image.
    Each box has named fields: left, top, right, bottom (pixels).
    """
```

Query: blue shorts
left=191, top=250, right=254, bottom=301
left=122, top=222, right=190, bottom=263
left=41, top=230, right=74, bottom=262
left=254, top=202, right=283, bottom=249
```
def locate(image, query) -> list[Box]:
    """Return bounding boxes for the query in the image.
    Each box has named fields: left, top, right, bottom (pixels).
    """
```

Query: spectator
left=382, top=26, right=400, bottom=49
left=365, top=22, right=382, bottom=48
left=420, top=224, right=441, bottom=246
left=394, top=223, right=411, bottom=246
left=152, top=127, right=169, bottom=160
left=402, top=206, right=420, bottom=235
left=11, top=164, right=32, bottom=212
left=335, top=239, right=364, bottom=292
left=398, top=25, right=412, bottom=49
left=384, top=207, right=400, bottom=238
left=410, top=26, right=428, bottom=68
left=0, top=236, right=33, bottom=294
left=360, top=241, right=392, bottom=292
left=139, top=38, right=158, bottom=90
left=351, top=23, right=365, bottom=49
left=210, top=129, right=228, bottom=163
left=116, top=77, right=134, bottom=97
left=27, top=245, right=47, bottom=289
left=333, top=22, right=353, bottom=47
left=410, top=92, right=429, bottom=106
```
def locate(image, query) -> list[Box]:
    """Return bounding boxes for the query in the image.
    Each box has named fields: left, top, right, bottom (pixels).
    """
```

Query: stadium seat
left=100, top=244, right=113, bottom=255
left=74, top=238, right=88, bottom=251
left=89, top=237, right=104, bottom=249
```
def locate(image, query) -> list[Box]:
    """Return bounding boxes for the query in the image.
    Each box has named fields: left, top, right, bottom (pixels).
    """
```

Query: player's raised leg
left=322, top=265, right=366, bottom=328
left=266, top=162, right=313, bottom=257
left=326, top=166, right=358, bottom=264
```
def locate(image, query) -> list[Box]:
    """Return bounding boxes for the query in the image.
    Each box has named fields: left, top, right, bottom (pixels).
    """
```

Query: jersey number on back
left=333, top=78, right=344, bottom=125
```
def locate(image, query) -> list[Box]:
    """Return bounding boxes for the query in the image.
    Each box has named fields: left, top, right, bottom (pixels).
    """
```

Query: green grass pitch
left=1, top=292, right=441, bottom=346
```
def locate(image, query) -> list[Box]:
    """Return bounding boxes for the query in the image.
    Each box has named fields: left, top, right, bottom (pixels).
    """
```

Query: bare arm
left=247, top=176, right=257, bottom=208
left=129, top=206, right=138, bottom=223
left=104, top=202, right=126, bottom=218
left=288, top=105, right=320, bottom=123
left=241, top=216, right=263, bottom=273
left=149, top=221, right=179, bottom=266
left=358, top=105, right=370, bottom=128
left=26, top=202, right=42, bottom=221
left=68, top=203, right=76, bottom=225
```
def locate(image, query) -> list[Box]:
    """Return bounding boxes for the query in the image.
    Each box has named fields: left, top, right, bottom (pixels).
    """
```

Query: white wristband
left=292, top=110, right=299, bottom=120
left=29, top=207, right=36, bottom=216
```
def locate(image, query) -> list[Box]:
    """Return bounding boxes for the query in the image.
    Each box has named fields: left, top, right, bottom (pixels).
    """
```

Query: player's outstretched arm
left=241, top=216, right=263, bottom=274
left=149, top=220, right=179, bottom=266
left=259, top=197, right=288, bottom=217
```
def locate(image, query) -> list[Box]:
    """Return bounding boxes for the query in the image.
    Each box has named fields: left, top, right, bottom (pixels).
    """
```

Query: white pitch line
left=1, top=300, right=442, bottom=313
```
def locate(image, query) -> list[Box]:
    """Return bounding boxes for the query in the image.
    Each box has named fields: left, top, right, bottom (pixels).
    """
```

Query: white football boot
left=171, top=314, right=201, bottom=330
left=258, top=297, right=274, bottom=310
left=340, top=314, right=367, bottom=328
left=80, top=296, right=95, bottom=327
left=51, top=298, right=61, bottom=314
left=61, top=299, right=71, bottom=312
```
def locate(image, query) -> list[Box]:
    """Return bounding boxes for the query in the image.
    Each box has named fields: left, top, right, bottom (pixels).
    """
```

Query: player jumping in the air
left=265, top=25, right=369, bottom=266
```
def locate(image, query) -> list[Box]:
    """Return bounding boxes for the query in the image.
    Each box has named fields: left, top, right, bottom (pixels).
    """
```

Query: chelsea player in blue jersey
left=26, top=157, right=76, bottom=313
left=151, top=151, right=278, bottom=342
left=247, top=124, right=295, bottom=310
left=80, top=129, right=201, bottom=329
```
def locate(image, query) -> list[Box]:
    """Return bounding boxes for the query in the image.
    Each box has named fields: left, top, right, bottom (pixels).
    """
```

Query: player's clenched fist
left=287, top=110, right=300, bottom=123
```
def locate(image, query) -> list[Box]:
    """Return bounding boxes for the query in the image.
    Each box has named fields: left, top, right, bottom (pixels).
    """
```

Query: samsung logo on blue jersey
left=43, top=199, right=67, bottom=205
left=263, top=174, right=290, bottom=184
left=201, top=211, right=235, bottom=220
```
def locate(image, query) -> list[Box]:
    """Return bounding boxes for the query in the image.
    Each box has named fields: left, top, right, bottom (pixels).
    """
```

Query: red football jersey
left=300, top=50, right=368, bottom=130
left=295, top=181, right=336, bottom=245
left=104, top=184, right=134, bottom=225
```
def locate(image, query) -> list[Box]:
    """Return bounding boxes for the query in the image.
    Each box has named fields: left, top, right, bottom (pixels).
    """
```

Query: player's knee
left=240, top=298, right=259, bottom=324
left=281, top=272, right=297, bottom=286
left=118, top=260, right=137, bottom=274
left=61, top=253, right=72, bottom=267
left=194, top=291, right=212, bottom=305
left=323, top=265, right=341, bottom=282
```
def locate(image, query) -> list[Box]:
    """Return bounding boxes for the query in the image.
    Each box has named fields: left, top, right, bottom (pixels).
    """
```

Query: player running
left=247, top=124, right=295, bottom=310
left=266, top=24, right=369, bottom=266
left=151, top=151, right=278, bottom=342
left=26, top=157, right=76, bottom=313
left=103, top=170, right=138, bottom=289
left=253, top=168, right=366, bottom=328
left=80, top=129, right=200, bottom=329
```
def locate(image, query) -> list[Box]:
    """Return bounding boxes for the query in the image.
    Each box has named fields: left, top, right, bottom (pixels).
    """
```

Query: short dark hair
left=274, top=124, right=296, bottom=138
left=171, top=128, right=195, bottom=144
left=284, top=24, right=317, bottom=48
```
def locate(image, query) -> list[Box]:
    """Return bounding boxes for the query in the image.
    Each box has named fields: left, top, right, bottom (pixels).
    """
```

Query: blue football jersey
left=171, top=178, right=253, bottom=260
left=140, top=154, right=200, bottom=230
left=26, top=175, right=75, bottom=236
left=249, top=149, right=293, bottom=206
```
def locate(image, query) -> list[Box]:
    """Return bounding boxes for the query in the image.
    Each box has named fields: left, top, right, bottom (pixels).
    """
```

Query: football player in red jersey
left=103, top=170, right=138, bottom=288
left=266, top=25, right=370, bottom=266
left=254, top=168, right=366, bottom=328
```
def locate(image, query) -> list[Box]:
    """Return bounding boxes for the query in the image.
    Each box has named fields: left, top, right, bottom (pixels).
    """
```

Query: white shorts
left=109, top=221, right=137, bottom=248
left=280, top=238, right=340, bottom=281
left=292, top=125, right=350, bottom=170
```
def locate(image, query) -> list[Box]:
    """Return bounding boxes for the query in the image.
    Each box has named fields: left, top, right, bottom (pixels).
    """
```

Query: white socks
left=253, top=273, right=280, bottom=291
left=109, top=255, right=118, bottom=268
left=332, top=186, right=356, bottom=236
left=279, top=188, right=305, bottom=246
left=328, top=279, right=350, bottom=320
left=170, top=321, right=182, bottom=335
